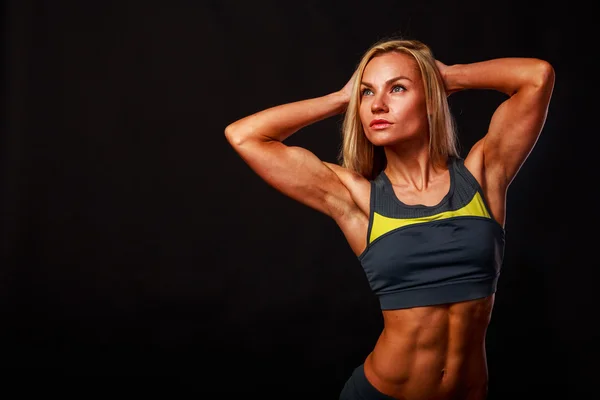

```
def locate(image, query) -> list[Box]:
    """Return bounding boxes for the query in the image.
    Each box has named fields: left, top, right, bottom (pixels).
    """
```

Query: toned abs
left=364, top=295, right=495, bottom=400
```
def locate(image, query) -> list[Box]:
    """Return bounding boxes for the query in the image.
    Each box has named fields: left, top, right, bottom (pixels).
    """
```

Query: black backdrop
left=3, top=0, right=597, bottom=398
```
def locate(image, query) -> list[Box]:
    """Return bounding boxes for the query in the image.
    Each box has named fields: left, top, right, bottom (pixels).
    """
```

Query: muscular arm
left=441, top=58, right=555, bottom=187
left=224, top=84, right=367, bottom=220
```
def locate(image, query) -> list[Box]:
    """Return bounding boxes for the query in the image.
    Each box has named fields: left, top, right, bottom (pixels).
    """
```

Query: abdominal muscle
left=363, top=295, right=495, bottom=400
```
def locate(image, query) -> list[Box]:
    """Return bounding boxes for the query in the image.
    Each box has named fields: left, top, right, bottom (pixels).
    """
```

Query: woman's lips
left=370, top=120, right=392, bottom=129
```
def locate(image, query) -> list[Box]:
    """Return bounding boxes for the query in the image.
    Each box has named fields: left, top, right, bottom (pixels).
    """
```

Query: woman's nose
left=371, top=95, right=389, bottom=113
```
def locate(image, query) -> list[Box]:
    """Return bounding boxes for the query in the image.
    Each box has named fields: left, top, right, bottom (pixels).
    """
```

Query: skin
left=225, top=49, right=554, bottom=399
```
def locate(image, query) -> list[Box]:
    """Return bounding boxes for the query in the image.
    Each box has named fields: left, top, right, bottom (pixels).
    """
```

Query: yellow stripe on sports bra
left=369, top=191, right=491, bottom=244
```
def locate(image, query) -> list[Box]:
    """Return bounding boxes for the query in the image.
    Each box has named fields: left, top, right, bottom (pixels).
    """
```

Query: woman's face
left=359, top=51, right=429, bottom=147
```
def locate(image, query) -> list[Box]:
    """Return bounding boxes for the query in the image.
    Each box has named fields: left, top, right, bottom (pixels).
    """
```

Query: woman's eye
left=392, top=85, right=405, bottom=93
left=361, top=88, right=373, bottom=96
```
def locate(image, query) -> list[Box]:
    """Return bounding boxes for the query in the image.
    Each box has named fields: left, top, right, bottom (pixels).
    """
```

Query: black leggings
left=339, top=364, right=398, bottom=400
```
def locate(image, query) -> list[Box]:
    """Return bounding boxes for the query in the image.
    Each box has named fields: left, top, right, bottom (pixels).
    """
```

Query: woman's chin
left=366, top=134, right=400, bottom=147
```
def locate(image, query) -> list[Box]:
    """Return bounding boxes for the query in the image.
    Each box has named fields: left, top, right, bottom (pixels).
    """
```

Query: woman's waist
left=364, top=299, right=492, bottom=398
left=367, top=333, right=487, bottom=380
left=365, top=338, right=488, bottom=400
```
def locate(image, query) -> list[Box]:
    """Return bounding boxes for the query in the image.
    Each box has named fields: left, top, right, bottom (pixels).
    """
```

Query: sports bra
left=358, top=156, right=505, bottom=310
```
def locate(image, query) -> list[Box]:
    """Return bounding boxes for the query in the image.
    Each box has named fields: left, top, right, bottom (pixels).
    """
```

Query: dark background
left=3, top=0, right=597, bottom=398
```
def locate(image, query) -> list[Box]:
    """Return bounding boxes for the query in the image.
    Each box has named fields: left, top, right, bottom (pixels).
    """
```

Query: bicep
left=483, top=61, right=555, bottom=186
left=233, top=140, right=355, bottom=218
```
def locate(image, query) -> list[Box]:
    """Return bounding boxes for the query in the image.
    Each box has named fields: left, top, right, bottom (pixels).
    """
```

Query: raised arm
left=224, top=74, right=368, bottom=220
left=439, top=57, right=555, bottom=187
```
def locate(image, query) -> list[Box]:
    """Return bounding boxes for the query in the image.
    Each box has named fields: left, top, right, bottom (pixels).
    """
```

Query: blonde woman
left=224, top=38, right=554, bottom=400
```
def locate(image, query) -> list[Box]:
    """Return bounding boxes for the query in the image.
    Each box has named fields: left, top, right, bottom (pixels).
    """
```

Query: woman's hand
left=435, top=60, right=460, bottom=96
left=338, top=69, right=359, bottom=106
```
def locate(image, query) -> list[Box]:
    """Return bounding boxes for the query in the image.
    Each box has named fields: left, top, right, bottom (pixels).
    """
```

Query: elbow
left=224, top=123, right=236, bottom=144
left=225, top=122, right=276, bottom=147
left=511, top=59, right=555, bottom=98
left=531, top=59, right=555, bottom=92
left=224, top=123, right=246, bottom=147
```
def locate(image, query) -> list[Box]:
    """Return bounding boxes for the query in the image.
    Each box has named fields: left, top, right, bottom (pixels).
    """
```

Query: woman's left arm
left=439, top=58, right=555, bottom=187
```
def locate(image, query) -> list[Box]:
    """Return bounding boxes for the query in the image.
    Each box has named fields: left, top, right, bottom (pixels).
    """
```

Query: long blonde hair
left=338, top=39, right=459, bottom=180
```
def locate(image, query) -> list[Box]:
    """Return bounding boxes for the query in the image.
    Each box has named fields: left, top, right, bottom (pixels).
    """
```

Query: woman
left=224, top=38, right=554, bottom=400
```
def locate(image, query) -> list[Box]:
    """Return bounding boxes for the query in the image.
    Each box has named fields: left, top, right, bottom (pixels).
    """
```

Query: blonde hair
left=338, top=39, right=459, bottom=180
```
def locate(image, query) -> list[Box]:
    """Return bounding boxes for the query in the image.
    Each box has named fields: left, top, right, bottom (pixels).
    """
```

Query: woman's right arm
left=224, top=80, right=366, bottom=220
